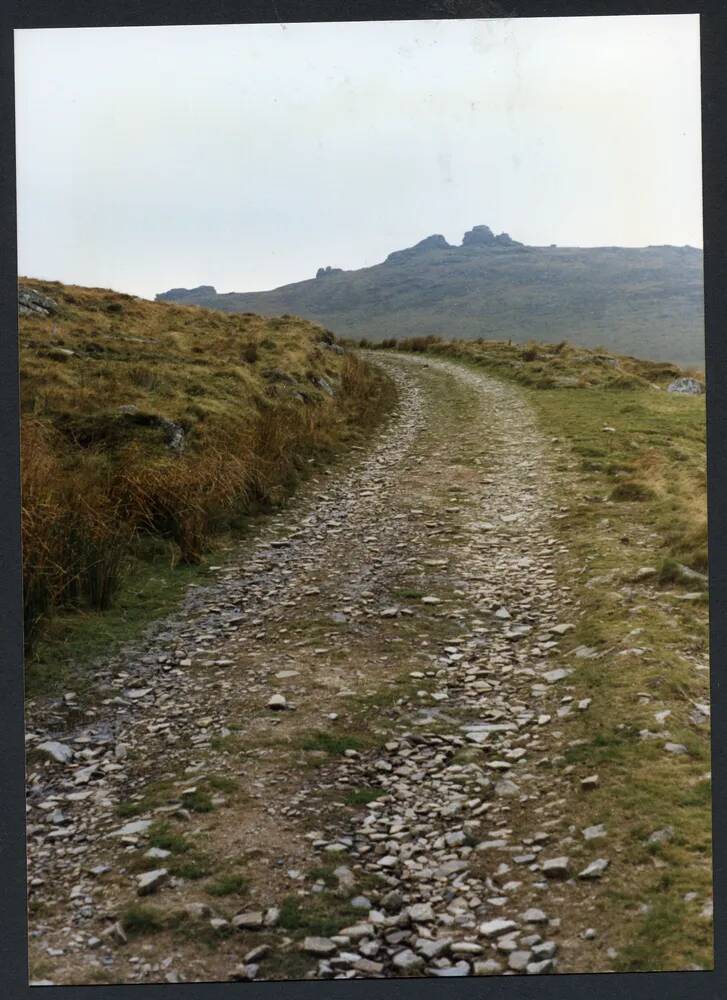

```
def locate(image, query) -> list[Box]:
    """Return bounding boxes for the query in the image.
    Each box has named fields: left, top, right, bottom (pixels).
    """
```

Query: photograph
left=15, top=13, right=712, bottom=986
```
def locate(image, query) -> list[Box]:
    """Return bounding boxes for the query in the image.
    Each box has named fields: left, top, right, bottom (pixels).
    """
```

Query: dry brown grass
left=19, top=280, right=394, bottom=645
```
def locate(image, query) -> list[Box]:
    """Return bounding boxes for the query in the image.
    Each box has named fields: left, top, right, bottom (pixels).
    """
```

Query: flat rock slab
left=37, top=741, right=74, bottom=764
left=137, top=869, right=168, bottom=896
left=541, top=857, right=571, bottom=879
left=301, top=936, right=337, bottom=956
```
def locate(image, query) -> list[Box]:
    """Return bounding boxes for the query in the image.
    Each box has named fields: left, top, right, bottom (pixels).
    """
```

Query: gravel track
left=27, top=355, right=610, bottom=985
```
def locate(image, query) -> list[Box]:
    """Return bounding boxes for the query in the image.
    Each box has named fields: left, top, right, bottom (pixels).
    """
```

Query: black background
left=0, top=3, right=724, bottom=998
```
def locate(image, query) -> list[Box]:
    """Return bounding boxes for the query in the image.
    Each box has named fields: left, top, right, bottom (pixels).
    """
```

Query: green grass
left=120, top=904, right=166, bottom=937
left=306, top=865, right=338, bottom=888
left=169, top=914, right=232, bottom=951
left=205, top=873, right=249, bottom=897
left=116, top=799, right=147, bottom=819
left=263, top=948, right=314, bottom=981
left=25, top=552, right=210, bottom=700
left=114, top=778, right=179, bottom=819
left=681, top=780, right=712, bottom=808
left=563, top=726, right=642, bottom=766
left=301, top=731, right=364, bottom=755
left=181, top=788, right=214, bottom=813
left=343, top=786, right=385, bottom=805
left=614, top=893, right=712, bottom=972
left=610, top=481, right=656, bottom=502
left=207, top=774, right=238, bottom=794
left=526, top=384, right=706, bottom=572
left=169, top=856, right=213, bottom=880
left=524, top=380, right=711, bottom=971
left=147, top=822, right=190, bottom=854
left=277, top=893, right=362, bottom=938
left=209, top=733, right=240, bottom=753
left=134, top=822, right=211, bottom=880
left=117, top=776, right=237, bottom=828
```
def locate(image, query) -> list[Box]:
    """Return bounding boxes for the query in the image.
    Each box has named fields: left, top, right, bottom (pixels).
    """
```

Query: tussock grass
left=180, top=788, right=214, bottom=813
left=120, top=904, right=166, bottom=936
left=19, top=279, right=395, bottom=649
left=277, top=894, right=362, bottom=938
left=205, top=873, right=248, bottom=897
left=301, top=731, right=364, bottom=755
left=147, top=822, right=190, bottom=855
left=610, top=481, right=656, bottom=502
left=344, top=786, right=385, bottom=805
left=169, top=856, right=213, bottom=881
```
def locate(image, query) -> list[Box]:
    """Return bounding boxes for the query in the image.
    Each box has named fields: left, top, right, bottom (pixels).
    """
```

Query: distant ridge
left=157, top=226, right=704, bottom=364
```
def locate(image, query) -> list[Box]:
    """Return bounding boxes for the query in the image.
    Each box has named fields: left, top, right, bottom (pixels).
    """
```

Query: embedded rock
left=19, top=285, right=58, bottom=316
left=667, top=377, right=704, bottom=395
left=137, top=868, right=168, bottom=896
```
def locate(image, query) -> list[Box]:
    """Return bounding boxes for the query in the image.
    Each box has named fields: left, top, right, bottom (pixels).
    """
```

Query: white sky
left=14, top=15, right=703, bottom=299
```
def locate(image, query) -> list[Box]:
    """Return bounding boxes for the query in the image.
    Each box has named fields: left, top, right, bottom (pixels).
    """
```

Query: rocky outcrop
left=19, top=285, right=58, bottom=317
left=461, top=225, right=523, bottom=248
left=155, top=285, right=217, bottom=303
left=462, top=224, right=496, bottom=246
left=316, top=267, right=344, bottom=279
left=155, top=232, right=704, bottom=364
left=386, top=234, right=452, bottom=263
left=412, top=234, right=452, bottom=251
left=667, top=377, right=705, bottom=395
left=494, top=231, right=523, bottom=247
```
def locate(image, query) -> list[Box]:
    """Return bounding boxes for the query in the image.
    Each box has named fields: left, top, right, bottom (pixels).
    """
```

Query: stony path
left=26, top=355, right=610, bottom=985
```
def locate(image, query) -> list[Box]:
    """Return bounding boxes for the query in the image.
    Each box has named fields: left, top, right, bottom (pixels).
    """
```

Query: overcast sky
left=15, top=15, right=702, bottom=299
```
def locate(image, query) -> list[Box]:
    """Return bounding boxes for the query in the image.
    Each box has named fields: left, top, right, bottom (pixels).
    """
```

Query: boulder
left=392, top=948, right=424, bottom=971
left=46, top=347, right=75, bottom=361
left=233, top=911, right=264, bottom=930
left=407, top=901, right=435, bottom=923
left=479, top=917, right=518, bottom=938
left=578, top=858, right=610, bottom=880
left=541, top=857, right=570, bottom=879
left=136, top=868, right=168, bottom=895
left=301, top=936, right=337, bottom=956
left=18, top=286, right=58, bottom=316
left=37, top=741, right=74, bottom=764
left=667, top=377, right=704, bottom=395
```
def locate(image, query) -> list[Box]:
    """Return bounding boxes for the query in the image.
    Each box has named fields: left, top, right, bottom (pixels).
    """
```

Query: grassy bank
left=365, top=336, right=711, bottom=970
left=20, top=280, right=395, bottom=668
left=530, top=380, right=710, bottom=971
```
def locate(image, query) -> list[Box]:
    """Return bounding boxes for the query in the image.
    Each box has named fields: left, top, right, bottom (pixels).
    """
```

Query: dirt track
left=26, top=355, right=638, bottom=983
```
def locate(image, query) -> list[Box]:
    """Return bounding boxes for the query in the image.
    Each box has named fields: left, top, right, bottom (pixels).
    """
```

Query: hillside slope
left=19, top=279, right=393, bottom=648
left=157, top=225, right=704, bottom=365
